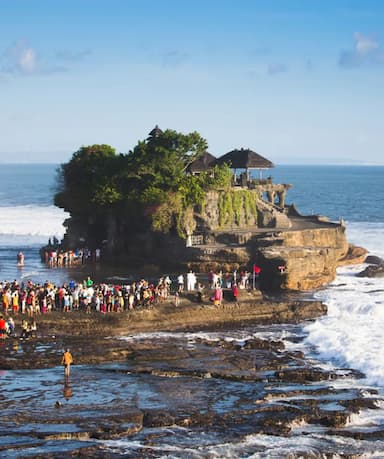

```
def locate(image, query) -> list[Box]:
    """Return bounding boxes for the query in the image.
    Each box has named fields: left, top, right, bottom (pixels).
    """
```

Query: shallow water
left=2, top=327, right=384, bottom=458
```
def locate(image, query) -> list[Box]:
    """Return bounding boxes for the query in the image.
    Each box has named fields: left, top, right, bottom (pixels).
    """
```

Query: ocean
left=1, top=163, right=384, bottom=457
left=0, top=163, right=69, bottom=285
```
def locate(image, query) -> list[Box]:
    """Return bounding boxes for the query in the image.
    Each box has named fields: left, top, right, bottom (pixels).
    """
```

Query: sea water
left=0, top=164, right=68, bottom=284
left=270, top=166, right=384, bottom=390
left=1, top=163, right=384, bottom=456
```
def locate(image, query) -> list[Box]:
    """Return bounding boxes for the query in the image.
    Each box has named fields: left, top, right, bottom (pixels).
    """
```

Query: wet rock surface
left=1, top=297, right=383, bottom=457
left=357, top=263, right=384, bottom=278
left=365, top=255, right=384, bottom=265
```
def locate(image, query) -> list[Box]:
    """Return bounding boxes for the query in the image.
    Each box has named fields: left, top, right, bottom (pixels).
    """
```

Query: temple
left=185, top=146, right=292, bottom=248
left=179, top=144, right=356, bottom=291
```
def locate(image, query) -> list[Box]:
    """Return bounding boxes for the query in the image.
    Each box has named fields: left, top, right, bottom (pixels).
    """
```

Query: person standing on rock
left=187, top=270, right=196, bottom=291
left=177, top=274, right=184, bottom=292
left=61, top=348, right=73, bottom=379
left=231, top=283, right=239, bottom=304
left=0, top=314, right=6, bottom=339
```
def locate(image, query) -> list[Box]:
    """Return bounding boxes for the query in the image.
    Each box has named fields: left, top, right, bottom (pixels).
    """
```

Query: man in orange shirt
left=61, top=349, right=73, bottom=379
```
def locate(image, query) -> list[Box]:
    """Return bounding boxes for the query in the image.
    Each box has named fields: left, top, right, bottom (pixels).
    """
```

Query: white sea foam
left=304, top=222, right=384, bottom=389
left=0, top=205, right=68, bottom=238
left=346, top=221, right=384, bottom=259
left=100, top=431, right=384, bottom=458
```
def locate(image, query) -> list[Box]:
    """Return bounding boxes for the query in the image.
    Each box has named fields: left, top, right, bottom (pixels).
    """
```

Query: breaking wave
left=0, top=205, right=68, bottom=238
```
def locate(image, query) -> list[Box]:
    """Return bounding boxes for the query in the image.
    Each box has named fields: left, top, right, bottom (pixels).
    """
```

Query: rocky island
left=52, top=126, right=365, bottom=291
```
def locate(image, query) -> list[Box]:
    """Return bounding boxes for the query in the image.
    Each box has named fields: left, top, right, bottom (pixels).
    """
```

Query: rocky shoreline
left=1, top=293, right=384, bottom=458
left=1, top=291, right=326, bottom=370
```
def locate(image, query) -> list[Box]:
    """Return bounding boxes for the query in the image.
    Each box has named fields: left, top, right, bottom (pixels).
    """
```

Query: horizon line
left=0, top=161, right=383, bottom=167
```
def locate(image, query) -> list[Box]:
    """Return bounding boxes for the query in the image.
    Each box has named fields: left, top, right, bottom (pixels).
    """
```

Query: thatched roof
left=217, top=148, right=274, bottom=169
left=186, top=151, right=217, bottom=173
left=147, top=125, right=163, bottom=139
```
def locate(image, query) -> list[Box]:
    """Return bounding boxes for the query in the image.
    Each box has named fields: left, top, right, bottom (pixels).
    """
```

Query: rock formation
left=53, top=150, right=364, bottom=292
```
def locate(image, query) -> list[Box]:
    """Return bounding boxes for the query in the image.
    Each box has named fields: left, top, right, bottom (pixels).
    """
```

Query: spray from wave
left=305, top=222, right=384, bottom=388
left=0, top=205, right=69, bottom=243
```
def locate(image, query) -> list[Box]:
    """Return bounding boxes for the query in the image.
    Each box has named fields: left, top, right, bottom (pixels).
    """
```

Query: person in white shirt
left=177, top=274, right=184, bottom=292
left=186, top=270, right=196, bottom=291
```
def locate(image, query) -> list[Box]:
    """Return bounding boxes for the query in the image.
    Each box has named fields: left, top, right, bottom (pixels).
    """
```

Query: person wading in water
left=61, top=348, right=73, bottom=379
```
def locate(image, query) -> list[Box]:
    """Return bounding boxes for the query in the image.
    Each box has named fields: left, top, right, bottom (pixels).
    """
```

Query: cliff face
left=61, top=187, right=362, bottom=292
left=185, top=224, right=352, bottom=291
left=255, top=226, right=349, bottom=291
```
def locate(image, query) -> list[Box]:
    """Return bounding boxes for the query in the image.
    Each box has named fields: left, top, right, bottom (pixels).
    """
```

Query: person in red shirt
left=231, top=283, right=239, bottom=304
left=0, top=315, right=7, bottom=339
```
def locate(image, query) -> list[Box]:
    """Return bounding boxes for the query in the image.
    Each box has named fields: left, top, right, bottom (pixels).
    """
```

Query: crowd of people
left=42, top=247, right=102, bottom=268
left=0, top=268, right=255, bottom=339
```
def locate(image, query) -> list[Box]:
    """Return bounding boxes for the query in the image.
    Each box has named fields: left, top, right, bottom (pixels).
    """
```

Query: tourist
left=30, top=319, right=37, bottom=338
left=61, top=348, right=73, bottom=379
left=224, top=271, right=232, bottom=288
left=213, top=287, right=223, bottom=306
left=11, top=289, right=19, bottom=315
left=163, top=275, right=172, bottom=298
left=187, top=270, right=197, bottom=291
left=2, top=289, right=10, bottom=315
left=85, top=276, right=93, bottom=288
left=177, top=274, right=184, bottom=292
left=128, top=292, right=135, bottom=310
left=211, top=271, right=219, bottom=289
left=20, top=319, right=29, bottom=339
left=63, top=291, right=71, bottom=312
left=6, top=317, right=15, bottom=336
left=0, top=314, right=6, bottom=339
left=197, top=282, right=204, bottom=303
left=231, top=283, right=239, bottom=304
left=17, top=251, right=24, bottom=266
left=174, top=291, right=180, bottom=307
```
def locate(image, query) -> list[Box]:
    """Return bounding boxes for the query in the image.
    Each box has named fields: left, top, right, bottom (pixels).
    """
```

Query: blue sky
left=1, top=0, right=383, bottom=164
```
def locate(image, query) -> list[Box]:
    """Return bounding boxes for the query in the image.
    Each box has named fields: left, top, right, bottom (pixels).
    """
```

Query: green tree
left=55, top=144, right=122, bottom=214
left=54, top=128, right=236, bottom=245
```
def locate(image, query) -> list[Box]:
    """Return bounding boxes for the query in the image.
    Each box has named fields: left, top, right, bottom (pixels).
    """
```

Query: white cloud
left=354, top=32, right=379, bottom=55
left=18, top=46, right=37, bottom=74
left=339, top=32, right=384, bottom=68
left=3, top=40, right=39, bottom=75
left=0, top=40, right=91, bottom=78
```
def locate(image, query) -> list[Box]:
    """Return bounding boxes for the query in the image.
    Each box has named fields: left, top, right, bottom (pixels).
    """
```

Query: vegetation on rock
left=55, top=128, right=234, bottom=245
left=218, top=189, right=258, bottom=227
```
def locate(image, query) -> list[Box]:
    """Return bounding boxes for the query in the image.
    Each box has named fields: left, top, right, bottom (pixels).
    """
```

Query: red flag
left=253, top=264, right=261, bottom=274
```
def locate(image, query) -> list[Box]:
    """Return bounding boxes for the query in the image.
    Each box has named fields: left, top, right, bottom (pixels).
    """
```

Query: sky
left=1, top=0, right=384, bottom=165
